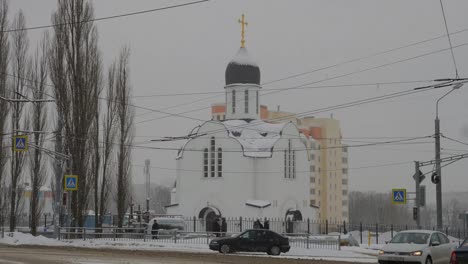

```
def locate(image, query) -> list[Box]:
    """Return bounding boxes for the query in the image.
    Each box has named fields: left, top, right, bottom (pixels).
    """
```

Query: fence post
left=174, top=231, right=177, bottom=244
left=376, top=223, right=379, bottom=244
left=391, top=224, right=394, bottom=239
left=193, top=216, right=196, bottom=233
left=343, top=220, right=347, bottom=234
left=307, top=218, right=310, bottom=235
left=114, top=229, right=116, bottom=241
left=458, top=228, right=460, bottom=240
left=360, top=222, right=363, bottom=244
left=239, top=217, right=243, bottom=232
left=325, top=220, right=328, bottom=235
left=446, top=227, right=449, bottom=236
left=58, top=226, right=61, bottom=240
left=338, top=234, right=341, bottom=251
left=206, top=232, right=209, bottom=245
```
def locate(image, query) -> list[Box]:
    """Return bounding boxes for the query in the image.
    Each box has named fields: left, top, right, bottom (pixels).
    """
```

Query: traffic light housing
left=431, top=172, right=440, bottom=184
left=419, top=185, right=426, bottom=207
left=62, top=192, right=67, bottom=206
left=413, top=207, right=418, bottom=221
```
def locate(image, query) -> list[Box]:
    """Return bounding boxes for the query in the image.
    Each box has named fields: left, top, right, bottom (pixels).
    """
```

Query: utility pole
left=144, top=159, right=150, bottom=216
left=414, top=161, right=421, bottom=228
left=434, top=116, right=442, bottom=229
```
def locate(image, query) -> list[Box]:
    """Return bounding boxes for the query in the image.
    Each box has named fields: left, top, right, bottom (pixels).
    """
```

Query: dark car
left=451, top=238, right=468, bottom=264
left=209, top=229, right=290, bottom=256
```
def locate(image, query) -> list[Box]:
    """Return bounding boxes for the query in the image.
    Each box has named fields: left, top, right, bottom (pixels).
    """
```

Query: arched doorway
left=285, top=209, right=302, bottom=234
left=199, top=207, right=221, bottom=232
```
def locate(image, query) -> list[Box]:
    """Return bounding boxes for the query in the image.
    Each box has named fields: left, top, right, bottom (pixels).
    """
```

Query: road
left=0, top=245, right=372, bottom=264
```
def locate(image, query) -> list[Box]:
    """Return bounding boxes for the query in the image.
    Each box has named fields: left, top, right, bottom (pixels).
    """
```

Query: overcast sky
left=9, top=0, right=468, bottom=202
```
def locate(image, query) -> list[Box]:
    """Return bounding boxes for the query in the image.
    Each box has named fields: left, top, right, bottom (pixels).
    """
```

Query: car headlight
left=379, top=250, right=385, bottom=255
left=410, top=251, right=423, bottom=256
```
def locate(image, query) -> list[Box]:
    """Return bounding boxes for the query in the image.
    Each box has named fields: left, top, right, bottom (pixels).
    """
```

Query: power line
left=1, top=0, right=211, bottom=33
left=439, top=0, right=459, bottom=78
left=441, top=134, right=468, bottom=147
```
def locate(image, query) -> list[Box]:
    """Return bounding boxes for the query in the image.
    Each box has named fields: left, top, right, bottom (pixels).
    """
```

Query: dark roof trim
left=245, top=201, right=272, bottom=209
left=164, top=203, right=179, bottom=208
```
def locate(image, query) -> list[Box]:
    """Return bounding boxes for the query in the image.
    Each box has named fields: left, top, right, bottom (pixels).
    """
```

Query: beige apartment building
left=211, top=104, right=349, bottom=223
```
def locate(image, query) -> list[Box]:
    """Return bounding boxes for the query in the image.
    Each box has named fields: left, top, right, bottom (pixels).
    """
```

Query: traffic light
left=62, top=192, right=67, bottom=206
left=431, top=172, right=440, bottom=184
left=419, top=185, right=426, bottom=207
left=413, top=207, right=418, bottom=221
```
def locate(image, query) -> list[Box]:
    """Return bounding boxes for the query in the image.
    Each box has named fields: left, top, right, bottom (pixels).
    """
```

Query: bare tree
left=114, top=47, right=134, bottom=228
left=97, top=63, right=118, bottom=229
left=28, top=33, right=48, bottom=236
left=9, top=10, right=29, bottom=231
left=49, top=0, right=102, bottom=227
left=0, top=0, right=9, bottom=228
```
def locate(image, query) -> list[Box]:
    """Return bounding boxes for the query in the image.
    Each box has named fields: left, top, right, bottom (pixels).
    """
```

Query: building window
left=232, top=90, right=236, bottom=114
left=244, top=90, right=249, bottom=113
left=342, top=200, right=348, bottom=206
left=310, top=154, right=315, bottom=160
left=342, top=157, right=348, bottom=163
left=284, top=139, right=295, bottom=179
left=217, top=148, right=222, bottom=177
left=210, top=137, right=215, bottom=177
left=342, top=190, right=348, bottom=196
left=342, top=179, right=348, bottom=185
left=342, top=168, right=348, bottom=174
left=310, top=189, right=315, bottom=195
left=310, top=165, right=315, bottom=172
left=256, top=91, right=259, bottom=114
left=310, top=200, right=315, bottom=206
left=310, top=177, right=315, bottom=183
left=203, top=148, right=208, bottom=178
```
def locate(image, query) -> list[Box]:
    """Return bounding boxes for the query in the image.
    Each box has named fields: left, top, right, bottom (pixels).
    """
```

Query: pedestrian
left=221, top=218, right=227, bottom=236
left=263, top=218, right=270, bottom=230
left=213, top=218, right=221, bottom=237
left=151, top=220, right=159, bottom=239
left=254, top=219, right=263, bottom=229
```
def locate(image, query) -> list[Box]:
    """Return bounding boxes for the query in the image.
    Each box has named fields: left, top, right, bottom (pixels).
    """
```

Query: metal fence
left=57, top=226, right=341, bottom=250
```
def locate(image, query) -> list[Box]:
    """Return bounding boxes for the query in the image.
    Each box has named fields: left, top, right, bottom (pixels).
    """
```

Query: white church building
left=166, top=37, right=318, bottom=229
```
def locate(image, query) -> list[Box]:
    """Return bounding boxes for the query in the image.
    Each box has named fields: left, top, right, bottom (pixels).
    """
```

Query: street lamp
left=434, top=82, right=463, bottom=229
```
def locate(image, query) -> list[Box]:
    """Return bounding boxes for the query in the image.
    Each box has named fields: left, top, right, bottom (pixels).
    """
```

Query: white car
left=378, top=230, right=456, bottom=264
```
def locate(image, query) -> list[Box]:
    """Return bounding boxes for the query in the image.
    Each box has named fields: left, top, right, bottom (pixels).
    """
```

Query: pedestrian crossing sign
left=13, top=136, right=28, bottom=152
left=392, top=189, right=406, bottom=204
left=64, top=175, right=78, bottom=191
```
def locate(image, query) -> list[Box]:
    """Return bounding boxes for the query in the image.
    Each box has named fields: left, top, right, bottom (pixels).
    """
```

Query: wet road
left=0, top=245, right=371, bottom=264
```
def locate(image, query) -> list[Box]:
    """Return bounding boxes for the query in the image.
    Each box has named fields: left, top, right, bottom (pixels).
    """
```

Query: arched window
left=217, top=148, right=222, bottom=177
left=284, top=139, right=296, bottom=179
left=210, top=137, right=215, bottom=177
left=244, top=90, right=249, bottom=113
left=232, top=90, right=236, bottom=114
left=203, top=148, right=208, bottom=178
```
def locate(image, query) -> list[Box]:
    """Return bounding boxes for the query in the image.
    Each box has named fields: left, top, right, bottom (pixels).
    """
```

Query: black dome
left=225, top=47, right=260, bottom=86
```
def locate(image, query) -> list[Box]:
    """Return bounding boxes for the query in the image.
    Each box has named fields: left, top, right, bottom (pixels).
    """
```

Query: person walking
left=254, top=219, right=263, bottom=229
left=151, top=220, right=159, bottom=239
left=263, top=218, right=270, bottom=230
left=221, top=218, right=227, bottom=237
left=213, top=217, right=221, bottom=237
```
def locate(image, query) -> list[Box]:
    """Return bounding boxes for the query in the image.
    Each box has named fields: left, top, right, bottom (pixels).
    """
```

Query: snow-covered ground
left=0, top=232, right=378, bottom=263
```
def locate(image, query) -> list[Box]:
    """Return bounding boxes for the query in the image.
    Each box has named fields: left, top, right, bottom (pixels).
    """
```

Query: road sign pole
left=415, top=161, right=421, bottom=229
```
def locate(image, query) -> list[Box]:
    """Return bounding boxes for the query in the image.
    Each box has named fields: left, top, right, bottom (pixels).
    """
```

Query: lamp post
left=434, top=82, right=463, bottom=229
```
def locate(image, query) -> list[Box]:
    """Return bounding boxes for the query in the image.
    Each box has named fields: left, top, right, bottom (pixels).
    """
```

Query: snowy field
left=0, top=232, right=379, bottom=263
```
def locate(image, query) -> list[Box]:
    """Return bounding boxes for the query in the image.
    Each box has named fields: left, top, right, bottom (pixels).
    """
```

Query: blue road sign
left=64, top=175, right=78, bottom=191
left=392, top=189, right=406, bottom=204
left=13, top=136, right=28, bottom=152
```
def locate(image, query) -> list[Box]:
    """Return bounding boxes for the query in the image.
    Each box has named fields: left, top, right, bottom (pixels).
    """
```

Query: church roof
left=225, top=47, right=261, bottom=86
left=223, top=119, right=286, bottom=158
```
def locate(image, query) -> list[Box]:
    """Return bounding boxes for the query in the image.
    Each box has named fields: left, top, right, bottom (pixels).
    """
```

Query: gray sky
left=9, top=0, right=468, bottom=202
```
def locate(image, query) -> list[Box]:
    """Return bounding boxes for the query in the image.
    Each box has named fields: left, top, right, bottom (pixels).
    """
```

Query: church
left=166, top=15, right=318, bottom=230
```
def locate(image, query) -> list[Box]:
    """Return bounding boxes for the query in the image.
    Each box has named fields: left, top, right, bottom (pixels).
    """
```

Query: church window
left=210, top=137, right=215, bottom=177
left=244, top=90, right=249, bottom=113
left=256, top=91, right=259, bottom=114
left=217, top=148, right=222, bottom=177
left=232, top=90, right=236, bottom=114
left=203, top=148, right=208, bottom=178
left=284, top=139, right=296, bottom=179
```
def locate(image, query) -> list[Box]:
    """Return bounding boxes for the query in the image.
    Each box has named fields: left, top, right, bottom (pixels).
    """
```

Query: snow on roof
left=229, top=47, right=258, bottom=67
left=223, top=119, right=287, bottom=158
left=245, top=199, right=271, bottom=208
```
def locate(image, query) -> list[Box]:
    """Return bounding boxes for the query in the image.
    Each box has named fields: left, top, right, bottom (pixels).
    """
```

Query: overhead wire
left=1, top=0, right=211, bottom=33
left=439, top=0, right=459, bottom=78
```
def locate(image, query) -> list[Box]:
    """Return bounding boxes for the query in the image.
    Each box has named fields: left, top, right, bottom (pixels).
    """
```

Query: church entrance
left=285, top=209, right=303, bottom=234
left=198, top=207, right=221, bottom=232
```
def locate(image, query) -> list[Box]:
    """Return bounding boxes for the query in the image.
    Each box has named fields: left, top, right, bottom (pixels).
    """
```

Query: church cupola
left=225, top=14, right=262, bottom=121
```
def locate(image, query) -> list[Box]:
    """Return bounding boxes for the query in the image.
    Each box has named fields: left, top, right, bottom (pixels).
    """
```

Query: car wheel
left=220, top=244, right=230, bottom=254
left=269, top=246, right=281, bottom=256
left=425, top=256, right=432, bottom=264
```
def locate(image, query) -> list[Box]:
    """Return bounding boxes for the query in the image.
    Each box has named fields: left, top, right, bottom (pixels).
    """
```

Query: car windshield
left=390, top=232, right=429, bottom=244
left=461, top=239, right=468, bottom=248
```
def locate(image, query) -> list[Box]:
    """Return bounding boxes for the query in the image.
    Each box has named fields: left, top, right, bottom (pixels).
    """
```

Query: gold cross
left=238, top=14, right=248, bottom=48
